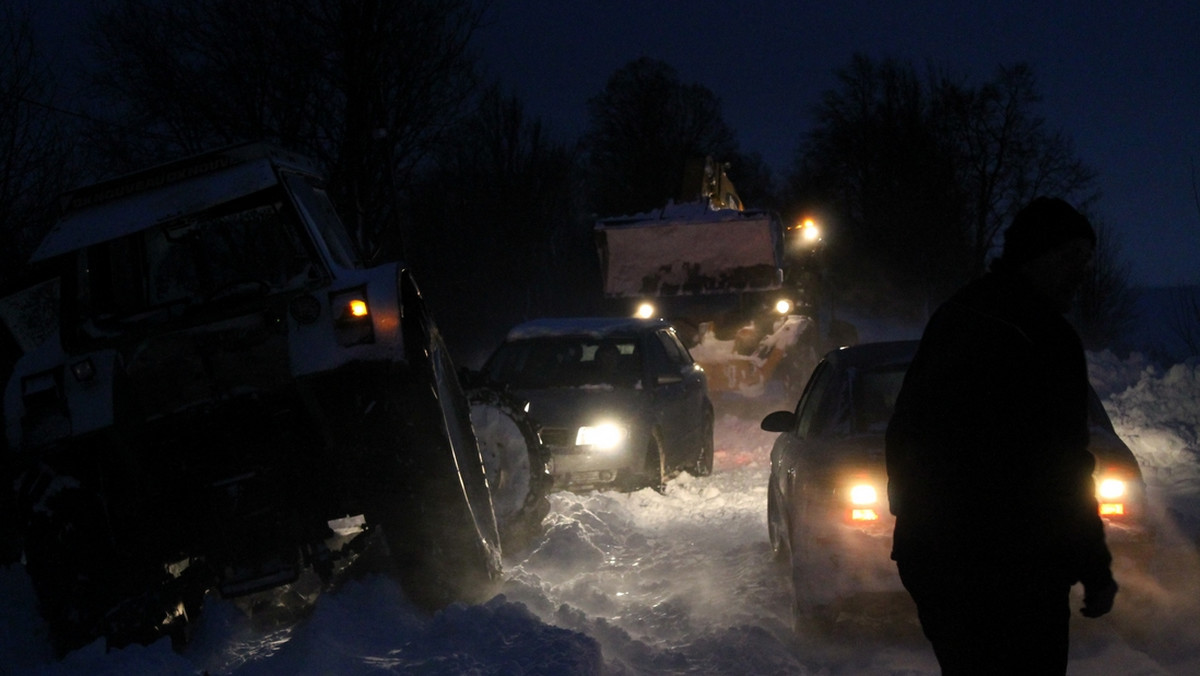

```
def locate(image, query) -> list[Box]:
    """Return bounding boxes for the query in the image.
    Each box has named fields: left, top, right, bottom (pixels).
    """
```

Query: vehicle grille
left=539, top=427, right=573, bottom=449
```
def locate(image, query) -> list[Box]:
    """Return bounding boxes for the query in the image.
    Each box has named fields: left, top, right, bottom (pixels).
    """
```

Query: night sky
left=474, top=0, right=1200, bottom=288
left=28, top=0, right=1200, bottom=288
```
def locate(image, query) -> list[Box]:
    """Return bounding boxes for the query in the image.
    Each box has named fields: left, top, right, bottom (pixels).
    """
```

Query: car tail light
left=1095, top=475, right=1128, bottom=518
left=845, top=477, right=883, bottom=522
left=849, top=484, right=878, bottom=505
left=1097, top=478, right=1126, bottom=499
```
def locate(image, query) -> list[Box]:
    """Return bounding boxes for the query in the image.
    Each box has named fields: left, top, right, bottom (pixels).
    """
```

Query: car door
left=645, top=327, right=704, bottom=466
left=775, top=358, right=836, bottom=502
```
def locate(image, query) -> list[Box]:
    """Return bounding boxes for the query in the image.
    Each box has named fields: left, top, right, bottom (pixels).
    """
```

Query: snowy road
left=4, top=402, right=1200, bottom=674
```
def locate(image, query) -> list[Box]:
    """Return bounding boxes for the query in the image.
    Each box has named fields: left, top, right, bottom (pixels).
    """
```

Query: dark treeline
left=0, top=1, right=1139, bottom=358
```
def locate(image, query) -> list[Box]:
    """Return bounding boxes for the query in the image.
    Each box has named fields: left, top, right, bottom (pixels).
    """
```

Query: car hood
left=510, top=386, right=647, bottom=428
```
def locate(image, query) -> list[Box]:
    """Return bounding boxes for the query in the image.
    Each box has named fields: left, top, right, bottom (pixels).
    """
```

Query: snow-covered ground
left=2, top=349, right=1198, bottom=675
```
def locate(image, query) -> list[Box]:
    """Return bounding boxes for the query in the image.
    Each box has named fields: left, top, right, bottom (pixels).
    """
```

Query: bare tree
left=789, top=56, right=1123, bottom=325
left=1168, top=289, right=1199, bottom=356
left=789, top=55, right=970, bottom=313
left=1072, top=219, right=1138, bottom=349
left=85, top=0, right=484, bottom=258
left=584, top=57, right=740, bottom=217
left=0, top=2, right=81, bottom=284
left=407, top=86, right=588, bottom=358
left=934, top=64, right=1099, bottom=275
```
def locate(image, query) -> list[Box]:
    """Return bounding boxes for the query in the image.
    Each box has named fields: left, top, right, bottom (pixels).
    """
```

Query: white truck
left=3, top=143, right=502, bottom=654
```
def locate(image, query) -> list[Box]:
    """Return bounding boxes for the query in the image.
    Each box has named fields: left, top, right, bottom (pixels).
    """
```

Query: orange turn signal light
left=1099, top=503, right=1125, bottom=516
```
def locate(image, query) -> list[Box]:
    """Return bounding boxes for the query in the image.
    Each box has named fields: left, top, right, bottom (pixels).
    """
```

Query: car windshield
left=486, top=335, right=641, bottom=389
left=77, top=188, right=319, bottom=330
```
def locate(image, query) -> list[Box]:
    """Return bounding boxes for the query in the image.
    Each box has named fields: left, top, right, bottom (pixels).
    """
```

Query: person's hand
left=1081, top=579, right=1118, bottom=618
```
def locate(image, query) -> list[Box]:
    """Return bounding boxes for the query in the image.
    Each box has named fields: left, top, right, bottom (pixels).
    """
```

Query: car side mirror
left=760, top=410, right=795, bottom=433
left=655, top=373, right=684, bottom=386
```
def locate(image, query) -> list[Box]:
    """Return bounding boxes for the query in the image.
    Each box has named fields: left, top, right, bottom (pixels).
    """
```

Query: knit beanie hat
left=999, top=197, right=1095, bottom=267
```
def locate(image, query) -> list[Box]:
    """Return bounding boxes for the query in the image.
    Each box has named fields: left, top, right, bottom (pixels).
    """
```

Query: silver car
left=762, top=340, right=1151, bottom=618
left=478, top=317, right=714, bottom=491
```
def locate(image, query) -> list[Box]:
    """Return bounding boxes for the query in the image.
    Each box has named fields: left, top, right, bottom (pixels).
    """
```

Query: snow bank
left=4, top=353, right=1199, bottom=674
left=1090, top=351, right=1200, bottom=535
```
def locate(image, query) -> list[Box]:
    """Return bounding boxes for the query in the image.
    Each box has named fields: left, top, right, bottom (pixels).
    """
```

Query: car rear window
left=815, top=363, right=907, bottom=438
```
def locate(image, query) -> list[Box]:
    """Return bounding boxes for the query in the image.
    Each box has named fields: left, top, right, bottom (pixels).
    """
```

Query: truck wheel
left=467, top=387, right=551, bottom=552
left=383, top=277, right=502, bottom=610
left=21, top=481, right=121, bottom=655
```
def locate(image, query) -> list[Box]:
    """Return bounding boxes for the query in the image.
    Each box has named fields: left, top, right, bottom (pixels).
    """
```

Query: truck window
left=282, top=173, right=362, bottom=270
left=78, top=189, right=317, bottom=328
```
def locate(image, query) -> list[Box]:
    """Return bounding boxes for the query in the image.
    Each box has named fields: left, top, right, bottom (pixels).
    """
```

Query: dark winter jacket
left=885, top=267, right=1113, bottom=589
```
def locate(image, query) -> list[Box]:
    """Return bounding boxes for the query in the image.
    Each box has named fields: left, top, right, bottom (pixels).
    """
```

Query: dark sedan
left=477, top=317, right=714, bottom=492
left=761, top=340, right=1150, bottom=613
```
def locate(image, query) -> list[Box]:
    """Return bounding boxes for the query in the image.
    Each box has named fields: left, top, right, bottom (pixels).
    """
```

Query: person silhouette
left=886, top=197, right=1117, bottom=674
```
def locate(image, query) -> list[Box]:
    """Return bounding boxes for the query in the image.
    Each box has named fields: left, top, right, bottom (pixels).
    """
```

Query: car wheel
left=687, top=410, right=715, bottom=477
left=467, top=386, right=552, bottom=552
left=786, top=493, right=837, bottom=634
left=767, top=482, right=789, bottom=562
left=617, top=431, right=666, bottom=493
left=644, top=432, right=668, bottom=493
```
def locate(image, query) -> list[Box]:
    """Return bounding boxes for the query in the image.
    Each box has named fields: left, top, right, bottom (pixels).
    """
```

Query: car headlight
left=575, top=423, right=628, bottom=450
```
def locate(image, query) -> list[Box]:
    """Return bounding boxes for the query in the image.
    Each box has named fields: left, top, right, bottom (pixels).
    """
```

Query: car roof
left=823, top=340, right=920, bottom=370
left=504, top=317, right=672, bottom=341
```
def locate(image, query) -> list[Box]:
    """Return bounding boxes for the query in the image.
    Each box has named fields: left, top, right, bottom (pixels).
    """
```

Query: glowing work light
left=799, top=218, right=820, bottom=244
left=348, top=299, right=369, bottom=318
